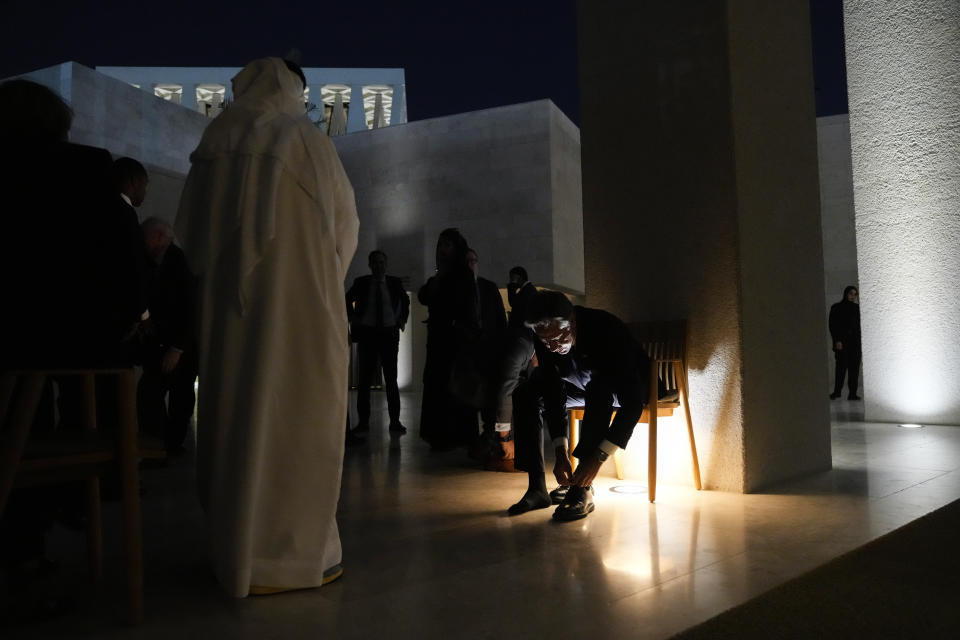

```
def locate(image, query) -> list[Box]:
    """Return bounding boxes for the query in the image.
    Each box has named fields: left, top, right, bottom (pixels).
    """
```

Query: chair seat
left=568, top=402, right=679, bottom=424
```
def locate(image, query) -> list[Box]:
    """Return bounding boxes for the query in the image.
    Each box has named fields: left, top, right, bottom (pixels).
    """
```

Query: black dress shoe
left=508, top=490, right=552, bottom=516
left=353, top=422, right=369, bottom=433
left=553, top=486, right=595, bottom=522
left=848, top=394, right=861, bottom=401
left=549, top=486, right=569, bottom=504
left=389, top=422, right=407, bottom=434
left=829, top=392, right=842, bottom=400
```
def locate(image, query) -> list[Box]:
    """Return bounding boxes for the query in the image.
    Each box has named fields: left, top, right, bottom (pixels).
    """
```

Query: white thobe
left=175, top=58, right=359, bottom=597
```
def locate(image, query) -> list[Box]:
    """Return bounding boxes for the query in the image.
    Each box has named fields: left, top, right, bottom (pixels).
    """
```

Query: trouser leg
left=356, top=334, right=377, bottom=426
left=378, top=329, right=401, bottom=423
left=512, top=380, right=545, bottom=473
left=833, top=351, right=847, bottom=395
left=847, top=348, right=861, bottom=396
left=165, top=351, right=197, bottom=449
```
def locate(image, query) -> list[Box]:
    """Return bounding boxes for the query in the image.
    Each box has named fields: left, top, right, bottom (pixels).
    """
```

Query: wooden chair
left=0, top=368, right=157, bottom=624
left=567, top=320, right=702, bottom=503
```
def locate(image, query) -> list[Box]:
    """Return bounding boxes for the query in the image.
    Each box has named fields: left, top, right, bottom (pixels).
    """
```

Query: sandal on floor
left=249, top=564, right=344, bottom=595
left=552, top=486, right=595, bottom=522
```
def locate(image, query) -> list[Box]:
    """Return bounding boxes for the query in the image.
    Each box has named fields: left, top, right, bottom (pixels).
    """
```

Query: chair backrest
left=628, top=320, right=687, bottom=391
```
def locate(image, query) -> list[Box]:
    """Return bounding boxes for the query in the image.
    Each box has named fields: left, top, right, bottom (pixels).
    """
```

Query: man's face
left=466, top=251, right=478, bottom=275
left=131, top=175, right=148, bottom=207
left=144, top=228, right=172, bottom=264
left=509, top=272, right=523, bottom=286
left=847, top=288, right=859, bottom=303
left=535, top=319, right=575, bottom=355
left=369, top=253, right=387, bottom=278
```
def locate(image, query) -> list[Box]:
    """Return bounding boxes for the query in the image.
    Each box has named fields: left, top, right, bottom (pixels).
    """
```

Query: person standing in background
left=829, top=285, right=862, bottom=401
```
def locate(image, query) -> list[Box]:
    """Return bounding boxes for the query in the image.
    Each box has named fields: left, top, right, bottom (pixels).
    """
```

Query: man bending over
left=508, top=291, right=651, bottom=521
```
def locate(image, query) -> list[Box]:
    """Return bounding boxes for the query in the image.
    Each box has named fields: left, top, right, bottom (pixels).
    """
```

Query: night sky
left=0, top=0, right=847, bottom=124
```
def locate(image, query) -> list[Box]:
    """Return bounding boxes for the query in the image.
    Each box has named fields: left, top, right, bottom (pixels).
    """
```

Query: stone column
left=578, top=0, right=830, bottom=491
left=347, top=84, right=367, bottom=133
left=844, top=1, right=960, bottom=424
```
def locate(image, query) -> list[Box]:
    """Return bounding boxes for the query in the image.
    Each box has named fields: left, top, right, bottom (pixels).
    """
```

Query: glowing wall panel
left=844, top=1, right=960, bottom=424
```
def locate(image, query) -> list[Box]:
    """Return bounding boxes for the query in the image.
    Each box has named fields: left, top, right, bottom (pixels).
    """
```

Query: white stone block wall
left=845, top=0, right=960, bottom=425
left=334, top=100, right=583, bottom=293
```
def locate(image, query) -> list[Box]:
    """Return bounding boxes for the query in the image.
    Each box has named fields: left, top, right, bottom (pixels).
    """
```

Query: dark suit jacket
left=538, top=306, right=651, bottom=449
left=829, top=299, right=861, bottom=350
left=117, top=197, right=150, bottom=324
left=1, top=141, right=143, bottom=368
left=507, top=281, right=537, bottom=328
left=145, top=243, right=197, bottom=351
left=346, top=274, right=410, bottom=335
left=477, top=276, right=507, bottom=340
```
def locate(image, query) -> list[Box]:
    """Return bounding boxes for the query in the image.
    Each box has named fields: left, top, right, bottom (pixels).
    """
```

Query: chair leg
left=116, top=371, right=143, bottom=624
left=86, top=477, right=103, bottom=585
left=568, top=411, right=579, bottom=472
left=613, top=449, right=624, bottom=480
left=648, top=363, right=659, bottom=503
left=0, top=373, right=46, bottom=516
left=675, top=362, right=702, bottom=491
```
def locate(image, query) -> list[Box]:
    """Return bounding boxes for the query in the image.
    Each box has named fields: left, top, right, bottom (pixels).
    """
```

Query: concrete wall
left=333, top=99, right=584, bottom=292
left=578, top=0, right=831, bottom=492
left=844, top=1, right=960, bottom=425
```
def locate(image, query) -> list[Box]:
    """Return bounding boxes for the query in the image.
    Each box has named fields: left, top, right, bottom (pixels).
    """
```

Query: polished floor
left=12, top=393, right=960, bottom=638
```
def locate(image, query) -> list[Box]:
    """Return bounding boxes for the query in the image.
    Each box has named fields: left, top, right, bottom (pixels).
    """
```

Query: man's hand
left=161, top=348, right=182, bottom=374
left=499, top=439, right=515, bottom=461
left=834, top=341, right=843, bottom=351
left=553, top=447, right=573, bottom=486
left=571, top=453, right=604, bottom=488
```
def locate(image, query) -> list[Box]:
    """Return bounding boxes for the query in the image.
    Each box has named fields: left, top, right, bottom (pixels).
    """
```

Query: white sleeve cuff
left=140, top=310, right=150, bottom=321
left=494, top=422, right=512, bottom=433
left=552, top=436, right=569, bottom=451
left=598, top=440, right=620, bottom=456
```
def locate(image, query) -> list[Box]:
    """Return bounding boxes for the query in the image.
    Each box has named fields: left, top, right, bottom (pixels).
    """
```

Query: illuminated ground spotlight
left=898, top=423, right=924, bottom=429
left=610, top=485, right=648, bottom=495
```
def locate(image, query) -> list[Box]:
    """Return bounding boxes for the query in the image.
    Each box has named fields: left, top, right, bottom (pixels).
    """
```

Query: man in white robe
left=175, top=57, right=359, bottom=597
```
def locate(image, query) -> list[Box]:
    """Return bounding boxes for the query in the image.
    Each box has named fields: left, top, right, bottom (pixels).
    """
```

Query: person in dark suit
left=0, top=81, right=143, bottom=369
left=346, top=250, right=410, bottom=434
left=507, top=290, right=652, bottom=522
left=465, top=248, right=508, bottom=436
left=479, top=266, right=539, bottom=471
left=113, top=157, right=151, bottom=334
left=506, top=265, right=537, bottom=329
left=829, top=285, right=862, bottom=400
left=0, top=78, right=145, bottom=621
left=138, top=217, right=199, bottom=453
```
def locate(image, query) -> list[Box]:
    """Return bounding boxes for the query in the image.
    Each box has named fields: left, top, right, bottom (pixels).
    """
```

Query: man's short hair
left=141, top=216, right=172, bottom=235
left=0, top=79, right=73, bottom=142
left=368, top=249, right=387, bottom=262
left=524, top=290, right=573, bottom=330
left=509, top=266, right=528, bottom=281
left=114, top=157, right=147, bottom=189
